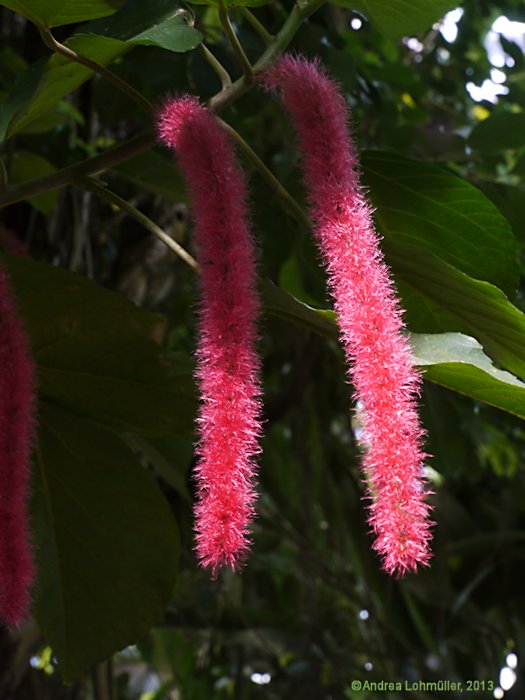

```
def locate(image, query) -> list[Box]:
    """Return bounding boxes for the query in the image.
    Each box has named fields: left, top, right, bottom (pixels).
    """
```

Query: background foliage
left=1, top=0, right=525, bottom=698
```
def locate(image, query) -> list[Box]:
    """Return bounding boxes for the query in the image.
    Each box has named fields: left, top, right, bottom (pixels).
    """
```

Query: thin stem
left=239, top=7, right=274, bottom=45
left=0, top=131, right=156, bottom=209
left=220, top=119, right=312, bottom=230
left=218, top=0, right=254, bottom=77
left=201, top=44, right=232, bottom=89
left=38, top=26, right=153, bottom=115
left=76, top=176, right=199, bottom=271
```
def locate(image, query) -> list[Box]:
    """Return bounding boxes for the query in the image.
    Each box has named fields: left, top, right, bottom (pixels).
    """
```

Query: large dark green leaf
left=0, top=0, right=123, bottom=28
left=33, top=402, right=180, bottom=681
left=330, top=0, right=457, bottom=38
left=4, top=255, right=196, bottom=434
left=362, top=150, right=519, bottom=296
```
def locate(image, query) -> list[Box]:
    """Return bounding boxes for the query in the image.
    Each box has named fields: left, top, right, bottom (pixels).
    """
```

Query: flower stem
left=38, top=26, right=153, bottom=115
left=218, top=0, right=254, bottom=77
left=220, top=119, right=311, bottom=230
left=201, top=44, right=232, bottom=89
left=76, top=176, right=199, bottom=271
left=239, top=7, right=274, bottom=45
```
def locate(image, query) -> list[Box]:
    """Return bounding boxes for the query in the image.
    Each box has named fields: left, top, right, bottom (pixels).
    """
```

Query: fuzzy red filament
left=265, top=55, right=433, bottom=575
left=157, top=96, right=262, bottom=575
left=0, top=261, right=36, bottom=625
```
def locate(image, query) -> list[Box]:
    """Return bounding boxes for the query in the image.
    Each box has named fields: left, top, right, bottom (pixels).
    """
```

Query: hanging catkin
left=264, top=55, right=433, bottom=575
left=157, top=96, right=262, bottom=575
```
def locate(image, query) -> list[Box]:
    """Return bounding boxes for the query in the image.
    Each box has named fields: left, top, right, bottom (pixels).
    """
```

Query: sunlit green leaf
left=412, top=332, right=525, bottom=420
left=330, top=0, right=457, bottom=38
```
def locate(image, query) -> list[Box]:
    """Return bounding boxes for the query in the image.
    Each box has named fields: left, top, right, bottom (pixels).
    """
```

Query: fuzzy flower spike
left=264, top=55, right=432, bottom=575
left=157, top=96, right=262, bottom=575
left=0, top=258, right=36, bottom=626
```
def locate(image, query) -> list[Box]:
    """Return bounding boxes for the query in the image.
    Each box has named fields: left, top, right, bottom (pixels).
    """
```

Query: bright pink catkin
left=0, top=261, right=36, bottom=625
left=264, top=55, right=432, bottom=575
left=157, top=96, right=261, bottom=575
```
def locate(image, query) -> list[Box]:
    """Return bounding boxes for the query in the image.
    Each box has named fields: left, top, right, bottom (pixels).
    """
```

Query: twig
left=220, top=119, right=312, bottom=230
left=239, top=7, right=274, bottom=45
left=209, top=0, right=326, bottom=112
left=201, top=44, right=232, bottom=88
left=218, top=0, right=254, bottom=77
left=76, top=176, right=199, bottom=271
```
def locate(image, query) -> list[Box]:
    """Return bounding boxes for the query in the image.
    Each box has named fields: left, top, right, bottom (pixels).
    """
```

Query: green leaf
left=411, top=332, right=525, bottom=421
left=4, top=34, right=126, bottom=139
left=331, top=0, right=457, bottom=38
left=9, top=150, right=58, bottom=214
left=186, top=0, right=270, bottom=6
left=385, top=240, right=525, bottom=381
left=261, top=279, right=337, bottom=339
left=128, top=16, right=203, bottom=53
left=85, top=0, right=202, bottom=50
left=479, top=181, right=525, bottom=244
left=0, top=44, right=29, bottom=90
left=4, top=255, right=196, bottom=435
left=362, top=150, right=519, bottom=296
left=33, top=402, right=180, bottom=681
left=0, top=58, right=45, bottom=143
left=468, top=113, right=525, bottom=153
left=0, top=0, right=123, bottom=28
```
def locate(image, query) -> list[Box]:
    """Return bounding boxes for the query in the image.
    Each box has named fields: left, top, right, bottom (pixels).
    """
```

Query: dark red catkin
left=157, top=96, right=262, bottom=575
left=0, top=250, right=36, bottom=626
